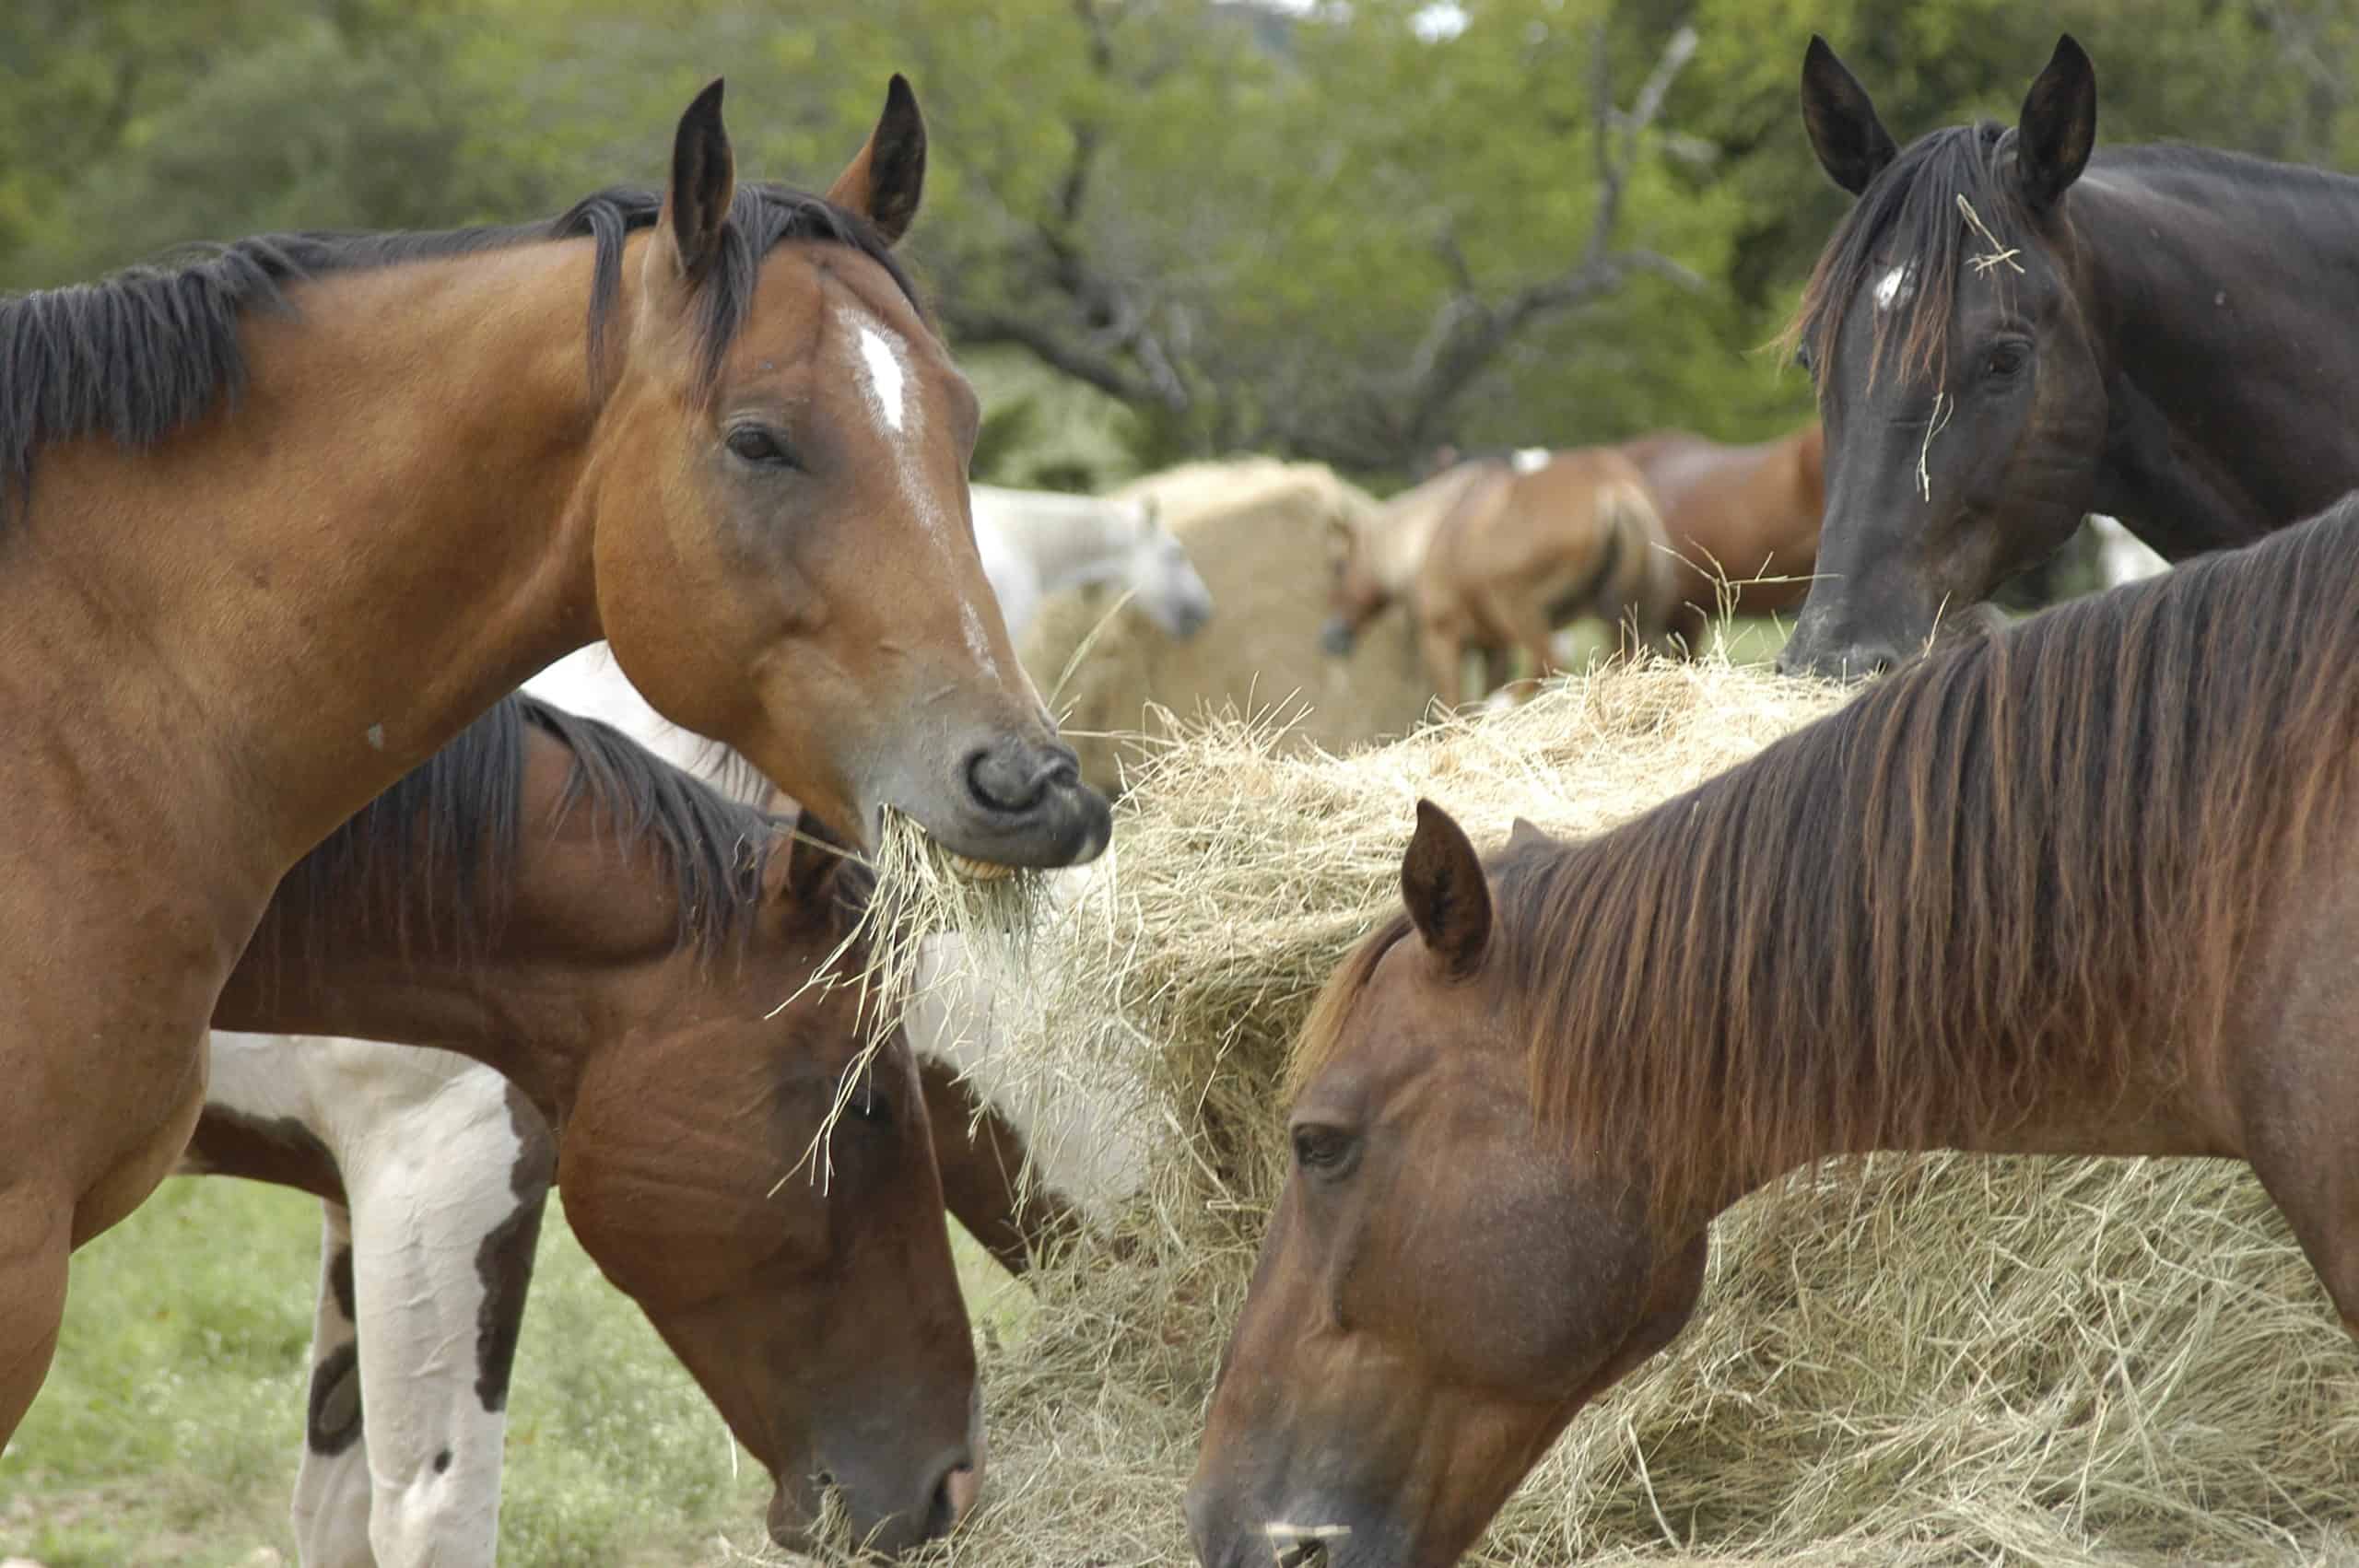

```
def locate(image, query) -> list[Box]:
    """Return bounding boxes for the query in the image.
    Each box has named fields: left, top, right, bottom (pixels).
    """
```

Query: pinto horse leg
left=1419, top=618, right=1468, bottom=710
left=290, top=1204, right=374, bottom=1568
left=0, top=1185, right=71, bottom=1445
left=340, top=1049, right=552, bottom=1568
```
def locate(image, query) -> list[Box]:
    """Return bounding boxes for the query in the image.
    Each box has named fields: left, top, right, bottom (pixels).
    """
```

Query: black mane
left=258, top=694, right=857, bottom=974
left=0, top=183, right=918, bottom=518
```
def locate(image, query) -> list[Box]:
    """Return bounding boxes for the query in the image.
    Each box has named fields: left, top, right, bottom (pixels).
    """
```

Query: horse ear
left=654, top=79, right=735, bottom=288
left=827, top=75, right=928, bottom=246
left=1799, top=37, right=1897, bottom=197
left=773, top=810, right=852, bottom=907
left=1401, top=799, right=1491, bottom=978
left=2013, top=35, right=2095, bottom=211
left=1506, top=816, right=1552, bottom=854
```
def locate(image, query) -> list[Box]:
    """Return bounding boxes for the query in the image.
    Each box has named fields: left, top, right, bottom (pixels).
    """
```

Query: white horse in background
left=193, top=653, right=1148, bottom=1568
left=971, top=483, right=1215, bottom=644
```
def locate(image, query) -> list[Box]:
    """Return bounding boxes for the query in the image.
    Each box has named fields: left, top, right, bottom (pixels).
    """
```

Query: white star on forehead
left=855, top=323, right=909, bottom=433
left=1873, top=263, right=1917, bottom=312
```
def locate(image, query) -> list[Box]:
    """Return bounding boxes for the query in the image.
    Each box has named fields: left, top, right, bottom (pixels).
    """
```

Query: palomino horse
left=1187, top=491, right=2359, bottom=1566
left=1617, top=423, right=1823, bottom=652
left=972, top=484, right=1215, bottom=643
left=193, top=695, right=984, bottom=1559
left=1778, top=34, right=2359, bottom=677
left=0, top=76, right=1109, bottom=1442
left=1412, top=448, right=1678, bottom=707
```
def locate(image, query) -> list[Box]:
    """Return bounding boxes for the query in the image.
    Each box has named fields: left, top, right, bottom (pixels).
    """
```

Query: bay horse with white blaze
left=1190, top=491, right=2359, bottom=1567
left=0, top=75, right=1108, bottom=1443
left=1777, top=34, right=2359, bottom=678
left=194, top=695, right=982, bottom=1558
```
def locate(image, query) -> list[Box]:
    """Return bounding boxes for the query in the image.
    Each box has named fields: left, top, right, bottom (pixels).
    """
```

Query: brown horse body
left=1412, top=449, right=1676, bottom=706
left=1320, top=462, right=1500, bottom=658
left=1190, top=493, right=2359, bottom=1567
left=1618, top=423, right=1824, bottom=650
left=0, top=81, right=1107, bottom=1440
left=199, top=696, right=984, bottom=1554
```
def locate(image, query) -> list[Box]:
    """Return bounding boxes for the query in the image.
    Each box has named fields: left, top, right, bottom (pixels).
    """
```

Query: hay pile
left=797, top=659, right=2359, bottom=1567
left=1018, top=459, right=1435, bottom=798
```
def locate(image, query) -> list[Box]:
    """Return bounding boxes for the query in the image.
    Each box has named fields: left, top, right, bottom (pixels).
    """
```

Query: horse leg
left=344, top=1056, right=551, bottom=1568
left=1418, top=618, right=1468, bottom=709
left=290, top=1203, right=375, bottom=1568
left=1673, top=601, right=1713, bottom=661
left=0, top=1184, right=71, bottom=1445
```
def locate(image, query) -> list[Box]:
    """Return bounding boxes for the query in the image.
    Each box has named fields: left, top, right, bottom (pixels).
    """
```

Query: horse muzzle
left=1318, top=616, right=1358, bottom=657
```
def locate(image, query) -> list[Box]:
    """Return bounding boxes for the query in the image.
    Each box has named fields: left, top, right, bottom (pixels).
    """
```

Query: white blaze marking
left=856, top=324, right=909, bottom=434
left=1873, top=263, right=1916, bottom=312
left=1512, top=447, right=1551, bottom=475
left=836, top=302, right=1001, bottom=679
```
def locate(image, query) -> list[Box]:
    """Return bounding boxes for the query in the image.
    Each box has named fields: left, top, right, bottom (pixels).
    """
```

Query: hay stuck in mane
left=788, top=657, right=2359, bottom=1568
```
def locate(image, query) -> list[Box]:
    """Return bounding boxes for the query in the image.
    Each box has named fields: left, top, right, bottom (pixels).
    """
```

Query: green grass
left=3, top=1176, right=1032, bottom=1566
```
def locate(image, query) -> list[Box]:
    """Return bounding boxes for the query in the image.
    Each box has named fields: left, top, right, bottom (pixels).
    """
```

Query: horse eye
left=851, top=1085, right=892, bottom=1126
left=1292, top=1124, right=1354, bottom=1172
left=1984, top=344, right=2027, bottom=379
left=725, top=424, right=798, bottom=469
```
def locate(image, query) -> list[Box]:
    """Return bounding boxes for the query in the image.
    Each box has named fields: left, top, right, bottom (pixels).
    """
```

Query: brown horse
left=1618, top=423, right=1824, bottom=652
left=1778, top=35, right=2359, bottom=677
left=197, top=695, right=984, bottom=1555
left=1188, top=491, right=2359, bottom=1567
left=1412, top=448, right=1677, bottom=706
left=0, top=76, right=1107, bottom=1441
left=1320, top=461, right=1503, bottom=660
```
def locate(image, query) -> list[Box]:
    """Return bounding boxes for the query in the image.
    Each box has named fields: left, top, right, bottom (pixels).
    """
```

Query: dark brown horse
left=1189, top=491, right=2359, bottom=1567
left=1777, top=34, right=2359, bottom=678
left=1618, top=423, right=1823, bottom=652
left=198, top=695, right=985, bottom=1556
left=0, top=76, right=1107, bottom=1441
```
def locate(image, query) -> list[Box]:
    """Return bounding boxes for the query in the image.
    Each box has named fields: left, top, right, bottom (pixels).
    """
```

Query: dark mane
left=1299, top=495, right=2359, bottom=1221
left=0, top=183, right=918, bottom=518
left=258, top=694, right=823, bottom=975
left=1788, top=121, right=2018, bottom=389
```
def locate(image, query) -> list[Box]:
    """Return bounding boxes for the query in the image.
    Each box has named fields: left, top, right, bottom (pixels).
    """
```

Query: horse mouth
left=945, top=850, right=1021, bottom=883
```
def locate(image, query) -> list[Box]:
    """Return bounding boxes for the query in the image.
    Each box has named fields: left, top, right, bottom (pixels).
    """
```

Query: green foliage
left=3, top=0, right=2353, bottom=485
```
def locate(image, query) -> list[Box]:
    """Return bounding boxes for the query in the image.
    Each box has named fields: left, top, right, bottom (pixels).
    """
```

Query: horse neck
left=210, top=731, right=698, bottom=1123
left=13, top=241, right=620, bottom=891
left=1369, top=478, right=1462, bottom=591
left=2072, top=158, right=2359, bottom=536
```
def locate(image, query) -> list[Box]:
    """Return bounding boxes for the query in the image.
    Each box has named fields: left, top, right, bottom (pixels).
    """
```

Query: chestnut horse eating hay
left=0, top=76, right=1108, bottom=1444
left=199, top=695, right=982, bottom=1560
left=1190, top=491, right=2359, bottom=1568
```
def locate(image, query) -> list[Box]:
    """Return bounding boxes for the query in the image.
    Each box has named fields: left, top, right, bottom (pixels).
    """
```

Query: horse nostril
left=924, top=1460, right=981, bottom=1538
left=965, top=745, right=1052, bottom=815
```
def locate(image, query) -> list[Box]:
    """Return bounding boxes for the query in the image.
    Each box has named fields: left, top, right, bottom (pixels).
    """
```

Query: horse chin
left=764, top=1470, right=825, bottom=1553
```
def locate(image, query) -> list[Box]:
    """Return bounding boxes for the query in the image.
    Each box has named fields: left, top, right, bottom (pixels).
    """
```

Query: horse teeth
left=945, top=851, right=1018, bottom=883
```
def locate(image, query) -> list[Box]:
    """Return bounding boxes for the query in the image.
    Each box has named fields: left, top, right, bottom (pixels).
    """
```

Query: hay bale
left=827, top=660, right=2359, bottom=1567
left=1018, top=459, right=1435, bottom=797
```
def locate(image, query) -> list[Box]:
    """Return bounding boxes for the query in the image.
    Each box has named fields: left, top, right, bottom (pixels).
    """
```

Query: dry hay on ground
left=1017, top=458, right=1435, bottom=799
left=825, top=659, right=2359, bottom=1568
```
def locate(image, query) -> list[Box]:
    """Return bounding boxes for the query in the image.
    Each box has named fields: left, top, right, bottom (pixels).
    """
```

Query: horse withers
left=1189, top=493, right=2359, bottom=1566
left=197, top=698, right=980, bottom=1560
left=1777, top=34, right=2359, bottom=678
left=0, top=73, right=1106, bottom=1443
